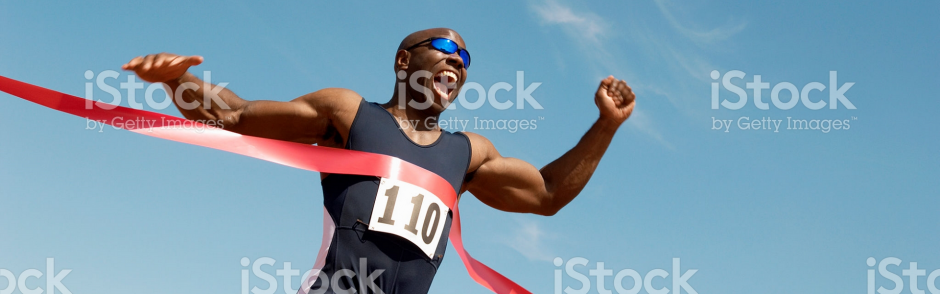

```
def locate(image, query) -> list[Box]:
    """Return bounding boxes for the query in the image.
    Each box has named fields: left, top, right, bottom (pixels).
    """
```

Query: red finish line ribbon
left=0, top=75, right=531, bottom=294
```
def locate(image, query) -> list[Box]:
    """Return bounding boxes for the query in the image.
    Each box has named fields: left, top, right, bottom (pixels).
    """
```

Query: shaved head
left=386, top=28, right=470, bottom=114
left=397, top=28, right=466, bottom=51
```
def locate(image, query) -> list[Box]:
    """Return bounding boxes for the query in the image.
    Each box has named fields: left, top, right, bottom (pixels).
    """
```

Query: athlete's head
left=394, top=28, right=469, bottom=113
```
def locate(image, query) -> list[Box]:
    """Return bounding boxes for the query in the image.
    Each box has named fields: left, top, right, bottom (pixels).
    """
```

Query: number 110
left=375, top=185, right=442, bottom=245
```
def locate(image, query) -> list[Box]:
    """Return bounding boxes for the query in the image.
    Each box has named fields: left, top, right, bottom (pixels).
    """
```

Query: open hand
left=121, top=53, right=203, bottom=83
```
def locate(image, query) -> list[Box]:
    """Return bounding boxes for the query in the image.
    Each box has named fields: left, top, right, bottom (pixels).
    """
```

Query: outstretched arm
left=121, top=53, right=360, bottom=145
left=464, top=76, right=636, bottom=216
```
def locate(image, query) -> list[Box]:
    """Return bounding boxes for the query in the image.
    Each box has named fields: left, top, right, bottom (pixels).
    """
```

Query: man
left=122, top=28, right=635, bottom=294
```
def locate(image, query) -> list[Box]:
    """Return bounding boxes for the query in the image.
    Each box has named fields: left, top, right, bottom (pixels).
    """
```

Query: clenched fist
left=122, top=53, right=204, bottom=83
left=595, top=75, right=636, bottom=125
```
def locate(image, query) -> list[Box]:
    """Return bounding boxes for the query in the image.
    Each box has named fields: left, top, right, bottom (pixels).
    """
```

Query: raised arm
left=121, top=53, right=360, bottom=145
left=463, top=76, right=636, bottom=216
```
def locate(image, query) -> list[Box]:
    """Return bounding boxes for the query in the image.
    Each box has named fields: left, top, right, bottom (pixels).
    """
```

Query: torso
left=308, top=98, right=472, bottom=294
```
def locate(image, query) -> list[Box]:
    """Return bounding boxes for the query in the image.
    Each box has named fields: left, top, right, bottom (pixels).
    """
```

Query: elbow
left=533, top=194, right=562, bottom=216
left=535, top=208, right=559, bottom=217
left=214, top=108, right=243, bottom=131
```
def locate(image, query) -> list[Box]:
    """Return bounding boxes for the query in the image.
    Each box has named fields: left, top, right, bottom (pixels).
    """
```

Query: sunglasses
left=405, top=37, right=471, bottom=69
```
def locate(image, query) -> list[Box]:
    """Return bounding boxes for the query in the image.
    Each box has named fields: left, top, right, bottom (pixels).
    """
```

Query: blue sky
left=1, top=1, right=938, bottom=294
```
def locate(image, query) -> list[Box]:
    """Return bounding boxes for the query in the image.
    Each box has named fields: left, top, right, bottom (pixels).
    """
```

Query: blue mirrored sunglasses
left=406, top=37, right=471, bottom=69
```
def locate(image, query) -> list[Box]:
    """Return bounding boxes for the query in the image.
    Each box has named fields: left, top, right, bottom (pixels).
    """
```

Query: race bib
left=368, top=178, right=450, bottom=258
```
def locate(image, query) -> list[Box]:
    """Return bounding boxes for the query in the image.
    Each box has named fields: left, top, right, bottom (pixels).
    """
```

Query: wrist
left=596, top=117, right=622, bottom=133
left=165, top=71, right=194, bottom=86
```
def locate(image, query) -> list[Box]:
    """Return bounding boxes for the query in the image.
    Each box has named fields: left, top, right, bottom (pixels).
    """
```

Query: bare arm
left=122, top=53, right=360, bottom=145
left=464, top=76, right=636, bottom=216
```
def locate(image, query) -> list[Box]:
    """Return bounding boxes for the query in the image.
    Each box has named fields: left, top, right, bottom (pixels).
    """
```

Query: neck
left=383, top=85, right=442, bottom=132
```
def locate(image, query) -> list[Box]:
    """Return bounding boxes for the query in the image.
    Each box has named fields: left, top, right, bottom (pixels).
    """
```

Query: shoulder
left=298, top=87, right=363, bottom=127
left=461, top=131, right=500, bottom=174
left=301, top=88, right=362, bottom=113
left=288, top=88, right=363, bottom=148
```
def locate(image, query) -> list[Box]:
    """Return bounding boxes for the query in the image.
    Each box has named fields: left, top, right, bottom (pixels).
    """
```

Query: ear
left=394, top=49, right=410, bottom=72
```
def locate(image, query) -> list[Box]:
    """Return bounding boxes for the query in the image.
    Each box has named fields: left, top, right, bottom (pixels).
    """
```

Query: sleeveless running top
left=309, top=99, right=471, bottom=294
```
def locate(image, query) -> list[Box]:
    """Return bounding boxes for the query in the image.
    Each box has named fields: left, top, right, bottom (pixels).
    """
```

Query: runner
left=122, top=27, right=635, bottom=294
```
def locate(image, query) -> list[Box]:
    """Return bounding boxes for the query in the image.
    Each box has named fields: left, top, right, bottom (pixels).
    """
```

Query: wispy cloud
left=654, top=0, right=747, bottom=45
left=532, top=1, right=606, bottom=46
left=500, top=217, right=557, bottom=262
left=530, top=0, right=747, bottom=140
left=530, top=0, right=671, bottom=148
left=628, top=110, right=675, bottom=150
left=530, top=0, right=617, bottom=76
left=635, top=6, right=745, bottom=117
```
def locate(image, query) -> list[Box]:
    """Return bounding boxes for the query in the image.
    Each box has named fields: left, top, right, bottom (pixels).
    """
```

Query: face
left=398, top=29, right=469, bottom=112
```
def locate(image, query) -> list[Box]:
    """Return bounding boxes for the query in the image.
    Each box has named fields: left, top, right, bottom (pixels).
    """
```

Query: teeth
left=438, top=71, right=457, bottom=83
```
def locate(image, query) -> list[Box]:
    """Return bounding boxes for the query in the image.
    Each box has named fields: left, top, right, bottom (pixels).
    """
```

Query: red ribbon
left=0, top=75, right=531, bottom=294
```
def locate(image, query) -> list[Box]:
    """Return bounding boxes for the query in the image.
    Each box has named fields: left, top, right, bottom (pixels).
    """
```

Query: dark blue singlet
left=310, top=99, right=471, bottom=294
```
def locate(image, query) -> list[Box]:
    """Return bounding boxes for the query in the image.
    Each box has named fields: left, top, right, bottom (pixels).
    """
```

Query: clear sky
left=1, top=1, right=938, bottom=294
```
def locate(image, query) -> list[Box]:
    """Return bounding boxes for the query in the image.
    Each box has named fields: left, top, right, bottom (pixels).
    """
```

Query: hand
left=594, top=75, right=636, bottom=125
left=121, top=53, right=204, bottom=83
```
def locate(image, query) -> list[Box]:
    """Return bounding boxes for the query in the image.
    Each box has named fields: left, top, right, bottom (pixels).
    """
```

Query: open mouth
left=432, top=70, right=458, bottom=101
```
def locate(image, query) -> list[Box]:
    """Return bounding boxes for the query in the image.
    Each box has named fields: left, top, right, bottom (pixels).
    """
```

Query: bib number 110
left=368, top=178, right=450, bottom=258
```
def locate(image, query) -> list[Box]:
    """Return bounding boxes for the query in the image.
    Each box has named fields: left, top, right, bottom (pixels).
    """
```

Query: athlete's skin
left=121, top=28, right=635, bottom=216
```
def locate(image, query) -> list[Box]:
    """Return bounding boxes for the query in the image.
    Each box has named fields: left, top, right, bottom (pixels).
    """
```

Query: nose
left=445, top=53, right=465, bottom=70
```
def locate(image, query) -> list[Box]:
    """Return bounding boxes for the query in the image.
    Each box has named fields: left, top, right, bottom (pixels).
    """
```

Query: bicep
left=464, top=133, right=549, bottom=214
left=226, top=88, right=358, bottom=144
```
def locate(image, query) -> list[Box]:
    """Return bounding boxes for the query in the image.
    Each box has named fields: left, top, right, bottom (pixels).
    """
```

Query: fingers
left=598, top=75, right=615, bottom=88
left=122, top=56, right=144, bottom=70
left=167, top=55, right=203, bottom=67
left=620, top=80, right=635, bottom=104
left=122, top=53, right=202, bottom=71
left=187, top=55, right=204, bottom=66
left=153, top=53, right=171, bottom=69
left=606, top=78, right=635, bottom=106
left=119, top=53, right=201, bottom=83
left=140, top=54, right=156, bottom=72
left=167, top=55, right=186, bottom=67
left=596, top=75, right=616, bottom=100
left=610, top=80, right=623, bottom=104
